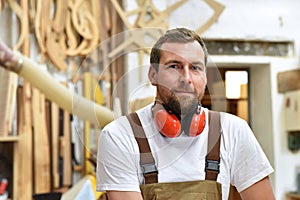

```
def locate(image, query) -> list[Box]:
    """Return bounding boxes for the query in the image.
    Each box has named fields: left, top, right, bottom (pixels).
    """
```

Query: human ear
left=148, top=65, right=158, bottom=86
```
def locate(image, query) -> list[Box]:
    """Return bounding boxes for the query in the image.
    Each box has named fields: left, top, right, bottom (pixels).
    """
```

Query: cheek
left=157, top=74, right=178, bottom=88
left=194, top=77, right=207, bottom=93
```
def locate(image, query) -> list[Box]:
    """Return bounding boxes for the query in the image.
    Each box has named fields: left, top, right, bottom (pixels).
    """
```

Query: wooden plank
left=55, top=82, right=72, bottom=187
left=114, top=0, right=126, bottom=115
left=277, top=69, right=300, bottom=93
left=51, top=102, right=60, bottom=188
left=0, top=136, right=19, bottom=142
left=6, top=73, right=18, bottom=134
left=15, top=86, right=32, bottom=200
left=15, top=0, right=32, bottom=198
left=0, top=69, right=18, bottom=136
left=32, top=88, right=51, bottom=193
left=0, top=69, right=9, bottom=136
left=84, top=72, right=92, bottom=174
left=62, top=109, right=72, bottom=186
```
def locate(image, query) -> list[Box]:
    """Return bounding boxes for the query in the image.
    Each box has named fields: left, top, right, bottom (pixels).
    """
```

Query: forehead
left=160, top=41, right=205, bottom=63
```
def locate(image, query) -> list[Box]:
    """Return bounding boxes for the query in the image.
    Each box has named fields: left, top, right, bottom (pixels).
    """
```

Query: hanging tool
left=7, top=0, right=26, bottom=50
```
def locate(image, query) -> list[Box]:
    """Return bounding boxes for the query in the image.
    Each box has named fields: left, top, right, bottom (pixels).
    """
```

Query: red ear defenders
left=153, top=103, right=206, bottom=138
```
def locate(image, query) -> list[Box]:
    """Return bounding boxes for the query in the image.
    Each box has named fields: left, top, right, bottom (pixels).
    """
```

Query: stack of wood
left=0, top=0, right=123, bottom=199
left=0, top=0, right=226, bottom=199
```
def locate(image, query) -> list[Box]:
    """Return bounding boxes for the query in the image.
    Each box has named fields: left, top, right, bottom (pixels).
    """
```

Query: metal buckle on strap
left=205, top=159, right=220, bottom=173
left=141, top=163, right=158, bottom=174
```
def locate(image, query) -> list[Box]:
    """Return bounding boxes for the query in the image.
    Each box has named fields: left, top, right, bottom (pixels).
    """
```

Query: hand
left=0, top=40, right=21, bottom=72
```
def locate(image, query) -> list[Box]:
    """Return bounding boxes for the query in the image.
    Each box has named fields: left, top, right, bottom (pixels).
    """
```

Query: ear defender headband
left=153, top=101, right=206, bottom=138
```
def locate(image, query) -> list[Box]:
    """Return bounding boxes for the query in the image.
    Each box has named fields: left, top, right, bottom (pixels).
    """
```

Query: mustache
left=171, top=85, right=195, bottom=94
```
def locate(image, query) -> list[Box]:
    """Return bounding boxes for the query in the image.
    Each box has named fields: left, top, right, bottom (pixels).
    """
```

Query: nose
left=180, top=66, right=192, bottom=84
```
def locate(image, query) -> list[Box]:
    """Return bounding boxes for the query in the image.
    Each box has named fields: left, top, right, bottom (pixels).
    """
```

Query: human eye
left=168, top=64, right=180, bottom=69
left=191, top=65, right=204, bottom=71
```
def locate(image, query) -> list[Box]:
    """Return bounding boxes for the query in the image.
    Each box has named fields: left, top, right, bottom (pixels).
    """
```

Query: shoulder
left=220, top=112, right=248, bottom=127
left=101, top=115, right=130, bottom=136
left=101, top=104, right=153, bottom=140
left=98, top=113, right=144, bottom=164
left=102, top=104, right=152, bottom=130
left=218, top=112, right=252, bottom=139
left=206, top=109, right=250, bottom=136
left=214, top=111, right=273, bottom=192
left=211, top=111, right=259, bottom=160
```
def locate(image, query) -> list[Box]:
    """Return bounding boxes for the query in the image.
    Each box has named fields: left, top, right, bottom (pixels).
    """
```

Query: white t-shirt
left=96, top=105, right=274, bottom=199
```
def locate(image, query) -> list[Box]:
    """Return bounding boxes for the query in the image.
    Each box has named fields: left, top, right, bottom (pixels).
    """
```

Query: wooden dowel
left=15, top=55, right=114, bottom=128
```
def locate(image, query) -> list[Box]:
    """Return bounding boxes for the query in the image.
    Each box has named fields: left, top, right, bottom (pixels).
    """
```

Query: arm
left=224, top=115, right=275, bottom=200
left=239, top=176, right=275, bottom=200
left=96, top=123, right=143, bottom=197
left=107, top=191, right=143, bottom=200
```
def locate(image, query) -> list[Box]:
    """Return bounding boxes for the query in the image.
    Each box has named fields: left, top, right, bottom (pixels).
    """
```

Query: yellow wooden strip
left=84, top=72, right=92, bottom=174
left=93, top=77, right=104, bottom=105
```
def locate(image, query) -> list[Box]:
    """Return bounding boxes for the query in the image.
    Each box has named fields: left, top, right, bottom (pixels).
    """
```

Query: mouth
left=173, top=90, right=194, bottom=96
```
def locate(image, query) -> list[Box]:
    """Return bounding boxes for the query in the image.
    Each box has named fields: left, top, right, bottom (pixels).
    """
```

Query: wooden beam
left=277, top=69, right=300, bottom=93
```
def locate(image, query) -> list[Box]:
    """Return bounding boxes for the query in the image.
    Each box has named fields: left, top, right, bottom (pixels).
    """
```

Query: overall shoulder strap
left=126, top=112, right=158, bottom=184
left=205, top=111, right=221, bottom=181
left=205, top=111, right=242, bottom=199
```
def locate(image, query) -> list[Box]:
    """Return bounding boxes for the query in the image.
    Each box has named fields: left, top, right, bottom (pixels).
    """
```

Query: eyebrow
left=163, top=60, right=181, bottom=65
left=164, top=60, right=204, bottom=66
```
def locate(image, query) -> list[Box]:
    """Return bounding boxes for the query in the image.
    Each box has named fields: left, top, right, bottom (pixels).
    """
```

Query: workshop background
left=0, top=0, right=300, bottom=200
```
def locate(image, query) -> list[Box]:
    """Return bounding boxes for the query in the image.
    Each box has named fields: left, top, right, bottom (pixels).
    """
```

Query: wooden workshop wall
left=0, top=0, right=125, bottom=199
left=0, top=0, right=209, bottom=199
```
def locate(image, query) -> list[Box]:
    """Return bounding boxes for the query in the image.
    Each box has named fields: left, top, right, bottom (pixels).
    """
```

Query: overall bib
left=127, top=111, right=242, bottom=200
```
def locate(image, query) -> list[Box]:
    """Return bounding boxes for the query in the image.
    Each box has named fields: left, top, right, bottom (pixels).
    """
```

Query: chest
left=132, top=134, right=232, bottom=200
left=147, top=137, right=230, bottom=184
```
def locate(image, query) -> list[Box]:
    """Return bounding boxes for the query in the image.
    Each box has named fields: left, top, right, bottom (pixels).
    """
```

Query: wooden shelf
left=286, top=192, right=300, bottom=200
left=0, top=136, right=19, bottom=142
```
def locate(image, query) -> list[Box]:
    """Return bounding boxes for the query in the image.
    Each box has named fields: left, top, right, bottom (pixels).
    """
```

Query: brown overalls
left=127, top=111, right=242, bottom=200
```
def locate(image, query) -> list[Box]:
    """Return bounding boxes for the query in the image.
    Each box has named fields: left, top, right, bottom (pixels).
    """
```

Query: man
left=96, top=28, right=275, bottom=199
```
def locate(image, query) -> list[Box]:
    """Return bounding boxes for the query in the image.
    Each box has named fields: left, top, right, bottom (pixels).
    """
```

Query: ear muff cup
left=155, top=109, right=181, bottom=138
left=154, top=105, right=206, bottom=138
left=189, top=110, right=206, bottom=136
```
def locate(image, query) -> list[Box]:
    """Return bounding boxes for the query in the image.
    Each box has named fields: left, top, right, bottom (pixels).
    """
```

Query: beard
left=167, top=93, right=198, bottom=117
left=158, top=85, right=203, bottom=118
